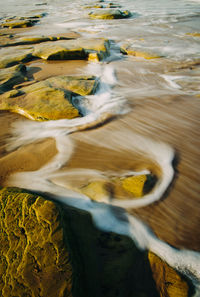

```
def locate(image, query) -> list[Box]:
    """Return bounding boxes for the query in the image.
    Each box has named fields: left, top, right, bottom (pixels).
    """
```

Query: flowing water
left=0, top=0, right=200, bottom=294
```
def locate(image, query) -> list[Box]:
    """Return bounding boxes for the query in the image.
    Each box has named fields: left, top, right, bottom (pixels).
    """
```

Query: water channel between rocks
left=0, top=0, right=200, bottom=295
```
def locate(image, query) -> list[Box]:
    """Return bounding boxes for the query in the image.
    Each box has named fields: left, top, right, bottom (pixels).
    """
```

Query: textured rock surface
left=0, top=48, right=33, bottom=69
left=33, top=38, right=110, bottom=61
left=0, top=75, right=98, bottom=120
left=121, top=44, right=162, bottom=59
left=0, top=64, right=27, bottom=93
left=1, top=19, right=38, bottom=29
left=0, top=33, right=80, bottom=48
left=148, top=252, right=191, bottom=297
left=89, top=9, right=132, bottom=19
left=0, top=187, right=73, bottom=297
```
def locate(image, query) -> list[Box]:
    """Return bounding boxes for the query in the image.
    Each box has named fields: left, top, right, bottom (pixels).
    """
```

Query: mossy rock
left=0, top=64, right=28, bottom=93
left=33, top=38, right=110, bottom=61
left=0, top=75, right=99, bottom=120
left=0, top=187, right=73, bottom=297
left=0, top=48, right=33, bottom=69
left=148, top=252, right=193, bottom=297
left=120, top=45, right=162, bottom=59
left=89, top=9, right=132, bottom=19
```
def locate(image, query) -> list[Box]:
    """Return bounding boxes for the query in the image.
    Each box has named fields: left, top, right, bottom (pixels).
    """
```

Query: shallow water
left=0, top=0, right=200, bottom=294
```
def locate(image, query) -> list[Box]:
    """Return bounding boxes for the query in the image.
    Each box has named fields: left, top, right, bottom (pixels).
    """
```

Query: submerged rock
left=0, top=75, right=99, bottom=120
left=148, top=252, right=191, bottom=297
left=0, top=48, right=33, bottom=69
left=0, top=64, right=27, bottom=93
left=79, top=174, right=156, bottom=202
left=89, top=9, right=131, bottom=19
left=33, top=38, right=110, bottom=61
left=0, top=187, right=73, bottom=297
left=121, top=44, right=162, bottom=59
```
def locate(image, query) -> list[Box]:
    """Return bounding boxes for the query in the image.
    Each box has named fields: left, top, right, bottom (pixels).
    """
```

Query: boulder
left=121, top=44, right=162, bottom=59
left=89, top=9, right=131, bottom=19
left=148, top=252, right=192, bottom=297
left=0, top=187, right=73, bottom=297
left=0, top=75, right=99, bottom=120
left=0, top=48, right=33, bottom=69
left=0, top=64, right=28, bottom=93
left=33, top=38, right=110, bottom=61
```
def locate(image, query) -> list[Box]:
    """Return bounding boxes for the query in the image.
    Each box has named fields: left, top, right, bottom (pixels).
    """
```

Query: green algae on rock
left=89, top=9, right=132, bottom=19
left=0, top=64, right=28, bottom=93
left=0, top=75, right=99, bottom=120
left=0, top=187, right=73, bottom=297
left=33, top=38, right=111, bottom=61
left=148, top=252, right=192, bottom=297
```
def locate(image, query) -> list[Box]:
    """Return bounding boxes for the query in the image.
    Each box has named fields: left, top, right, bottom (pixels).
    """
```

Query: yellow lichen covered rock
left=121, top=175, right=147, bottom=197
left=1, top=19, right=38, bottom=29
left=0, top=187, right=73, bottom=297
left=89, top=9, right=131, bottom=19
left=0, top=75, right=98, bottom=120
left=0, top=48, right=33, bottom=69
left=33, top=38, right=110, bottom=61
left=0, top=64, right=27, bottom=92
left=186, top=32, right=200, bottom=37
left=121, top=44, right=162, bottom=59
left=148, top=252, right=190, bottom=297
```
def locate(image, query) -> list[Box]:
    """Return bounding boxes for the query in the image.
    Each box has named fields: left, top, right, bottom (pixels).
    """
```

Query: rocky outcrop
left=0, top=48, right=33, bottom=69
left=0, top=33, right=80, bottom=48
left=0, top=64, right=28, bottom=93
left=89, top=9, right=131, bottom=19
left=148, top=252, right=192, bottom=297
left=0, top=187, right=73, bottom=297
left=0, top=14, right=46, bottom=29
left=1, top=19, right=38, bottom=29
left=0, top=75, right=99, bottom=120
left=121, top=44, right=162, bottom=59
left=33, top=38, right=110, bottom=61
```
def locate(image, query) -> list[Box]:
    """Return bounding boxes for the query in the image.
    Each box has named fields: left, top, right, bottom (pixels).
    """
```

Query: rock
left=148, top=252, right=191, bottom=297
left=0, top=48, right=33, bottom=69
left=79, top=174, right=156, bottom=202
left=0, top=64, right=27, bottom=93
left=121, top=44, right=162, bottom=59
left=89, top=9, right=132, bottom=19
left=186, top=32, right=200, bottom=37
left=62, top=205, right=159, bottom=297
left=121, top=175, right=147, bottom=197
left=0, top=187, right=73, bottom=297
left=0, top=75, right=99, bottom=120
left=80, top=180, right=111, bottom=202
left=1, top=19, right=38, bottom=29
left=33, top=38, right=110, bottom=61
left=0, top=34, right=80, bottom=48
